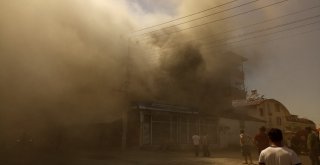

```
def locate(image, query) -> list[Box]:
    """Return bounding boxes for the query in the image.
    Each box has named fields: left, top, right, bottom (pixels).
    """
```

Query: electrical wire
left=134, top=0, right=288, bottom=38
left=202, top=13, right=320, bottom=47
left=133, top=0, right=240, bottom=32
left=203, top=19, right=320, bottom=50
left=226, top=27, right=320, bottom=50
left=159, top=4, right=320, bottom=46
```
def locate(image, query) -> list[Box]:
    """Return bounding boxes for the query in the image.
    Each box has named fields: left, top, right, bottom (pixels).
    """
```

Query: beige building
left=218, top=112, right=265, bottom=148
left=233, top=97, right=316, bottom=133
left=285, top=115, right=316, bottom=132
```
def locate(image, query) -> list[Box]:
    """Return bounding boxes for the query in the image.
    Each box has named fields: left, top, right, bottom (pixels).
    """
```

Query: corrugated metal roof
left=232, top=99, right=266, bottom=107
left=220, top=111, right=266, bottom=122
left=286, top=116, right=315, bottom=124
left=134, top=102, right=198, bottom=114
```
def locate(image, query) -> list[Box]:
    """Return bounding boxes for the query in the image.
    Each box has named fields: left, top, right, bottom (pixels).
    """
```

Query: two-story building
left=232, top=92, right=316, bottom=134
left=122, top=52, right=261, bottom=149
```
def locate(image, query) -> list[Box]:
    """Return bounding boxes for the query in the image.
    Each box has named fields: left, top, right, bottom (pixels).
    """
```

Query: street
left=1, top=149, right=313, bottom=165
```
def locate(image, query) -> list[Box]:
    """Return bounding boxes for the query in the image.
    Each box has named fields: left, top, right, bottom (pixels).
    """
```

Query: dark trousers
left=309, top=152, right=320, bottom=165
left=203, top=145, right=210, bottom=157
left=194, top=145, right=199, bottom=156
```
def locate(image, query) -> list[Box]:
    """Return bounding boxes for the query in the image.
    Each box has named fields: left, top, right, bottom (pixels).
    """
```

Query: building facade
left=218, top=112, right=266, bottom=148
left=233, top=97, right=316, bottom=134
left=127, top=102, right=219, bottom=149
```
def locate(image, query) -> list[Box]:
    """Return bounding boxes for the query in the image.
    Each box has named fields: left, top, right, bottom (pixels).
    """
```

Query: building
left=119, top=52, right=260, bottom=149
left=285, top=115, right=316, bottom=132
left=127, top=102, right=219, bottom=149
left=125, top=102, right=266, bottom=150
left=232, top=92, right=316, bottom=134
left=218, top=111, right=266, bottom=148
left=222, top=52, right=247, bottom=100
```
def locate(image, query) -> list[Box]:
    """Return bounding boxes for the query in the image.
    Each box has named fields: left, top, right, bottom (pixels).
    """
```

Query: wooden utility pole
left=121, top=37, right=131, bottom=150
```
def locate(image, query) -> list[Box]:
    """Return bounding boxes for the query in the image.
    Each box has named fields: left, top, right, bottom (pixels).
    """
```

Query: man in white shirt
left=192, top=133, right=200, bottom=156
left=259, top=128, right=301, bottom=165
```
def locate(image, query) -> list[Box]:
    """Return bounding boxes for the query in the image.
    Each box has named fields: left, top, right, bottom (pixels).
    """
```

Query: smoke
left=136, top=0, right=240, bottom=112
left=0, top=0, right=143, bottom=141
left=0, top=0, right=245, bottom=150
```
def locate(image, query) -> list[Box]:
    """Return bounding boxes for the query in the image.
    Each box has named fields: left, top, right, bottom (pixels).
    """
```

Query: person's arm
left=258, top=150, right=265, bottom=165
left=240, top=134, right=244, bottom=145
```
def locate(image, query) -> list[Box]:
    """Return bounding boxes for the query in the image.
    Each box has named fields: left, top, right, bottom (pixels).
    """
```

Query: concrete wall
left=218, top=118, right=240, bottom=148
left=218, top=117, right=265, bottom=148
left=244, top=120, right=265, bottom=137
left=244, top=100, right=289, bottom=131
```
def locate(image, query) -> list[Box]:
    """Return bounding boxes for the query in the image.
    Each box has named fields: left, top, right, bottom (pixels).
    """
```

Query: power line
left=149, top=5, right=320, bottom=50
left=144, top=5, right=320, bottom=51
left=227, top=27, right=320, bottom=50
left=134, top=0, right=259, bottom=36
left=133, top=0, right=240, bottom=32
left=203, top=19, right=320, bottom=50
left=202, top=13, right=320, bottom=47
left=146, top=26, right=320, bottom=58
left=144, top=16, right=320, bottom=54
left=134, top=0, right=288, bottom=38
left=171, top=4, right=320, bottom=46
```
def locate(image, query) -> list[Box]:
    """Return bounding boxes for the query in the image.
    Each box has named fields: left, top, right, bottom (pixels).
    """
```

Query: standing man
left=202, top=134, right=210, bottom=157
left=306, top=127, right=320, bottom=165
left=192, top=133, right=200, bottom=157
left=259, top=128, right=301, bottom=165
left=240, top=129, right=253, bottom=164
left=254, top=126, right=269, bottom=154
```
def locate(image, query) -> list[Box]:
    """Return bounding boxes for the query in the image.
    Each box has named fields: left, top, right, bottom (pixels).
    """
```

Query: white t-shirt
left=259, top=146, right=301, bottom=165
left=192, top=135, right=200, bottom=145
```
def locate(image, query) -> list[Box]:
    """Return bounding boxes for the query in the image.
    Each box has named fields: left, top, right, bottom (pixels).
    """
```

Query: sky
left=130, top=0, right=320, bottom=126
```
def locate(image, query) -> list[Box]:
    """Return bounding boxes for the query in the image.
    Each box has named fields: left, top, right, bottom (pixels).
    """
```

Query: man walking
left=259, top=128, right=301, bottom=165
left=240, top=129, right=253, bottom=164
left=192, top=133, right=200, bottom=157
left=202, top=134, right=210, bottom=157
left=254, top=126, right=269, bottom=154
left=306, top=127, right=320, bottom=165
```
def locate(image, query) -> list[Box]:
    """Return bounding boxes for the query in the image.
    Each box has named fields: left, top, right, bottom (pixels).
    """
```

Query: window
left=276, top=117, right=282, bottom=126
left=267, top=103, right=272, bottom=116
left=268, top=118, right=272, bottom=126
left=259, top=108, right=264, bottom=117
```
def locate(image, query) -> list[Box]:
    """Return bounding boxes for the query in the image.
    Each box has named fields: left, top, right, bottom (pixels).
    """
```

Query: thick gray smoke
left=0, top=0, right=244, bottom=151
left=137, top=0, right=240, bottom=112
left=0, top=0, right=140, bottom=143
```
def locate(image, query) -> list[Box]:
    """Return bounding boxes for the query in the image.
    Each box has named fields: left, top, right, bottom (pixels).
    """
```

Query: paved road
left=0, top=149, right=313, bottom=165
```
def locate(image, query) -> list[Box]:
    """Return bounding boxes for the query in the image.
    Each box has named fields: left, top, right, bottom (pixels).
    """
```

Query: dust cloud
left=136, top=0, right=243, bottom=112
left=0, top=0, right=245, bottom=152
left=0, top=0, right=138, bottom=147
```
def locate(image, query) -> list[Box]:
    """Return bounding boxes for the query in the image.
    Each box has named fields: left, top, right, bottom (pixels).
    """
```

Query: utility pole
left=121, top=37, right=131, bottom=150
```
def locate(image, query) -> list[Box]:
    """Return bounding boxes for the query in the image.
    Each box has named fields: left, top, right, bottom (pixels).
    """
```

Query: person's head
left=268, top=128, right=283, bottom=143
left=240, top=129, right=244, bottom=134
left=305, top=127, right=312, bottom=133
left=259, top=126, right=266, bottom=133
